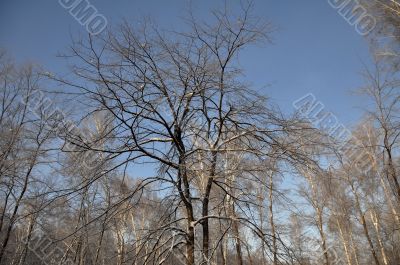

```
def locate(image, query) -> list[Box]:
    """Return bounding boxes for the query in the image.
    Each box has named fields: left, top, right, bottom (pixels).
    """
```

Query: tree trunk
left=351, top=183, right=381, bottom=265
left=17, top=213, right=36, bottom=265
left=316, top=207, right=329, bottom=265
left=201, top=151, right=217, bottom=264
left=349, top=227, right=360, bottom=265
left=383, top=133, right=400, bottom=204
left=269, top=173, right=278, bottom=265
left=336, top=217, right=352, bottom=265
left=232, top=204, right=243, bottom=265
left=370, top=210, right=389, bottom=265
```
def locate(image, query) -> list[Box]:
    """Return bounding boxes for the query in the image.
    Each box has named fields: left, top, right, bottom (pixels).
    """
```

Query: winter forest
left=1, top=0, right=400, bottom=265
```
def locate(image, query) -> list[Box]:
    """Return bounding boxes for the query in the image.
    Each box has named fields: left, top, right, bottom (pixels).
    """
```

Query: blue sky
left=0, top=0, right=373, bottom=126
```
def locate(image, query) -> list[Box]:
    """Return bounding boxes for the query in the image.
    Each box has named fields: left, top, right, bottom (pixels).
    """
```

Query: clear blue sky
left=0, top=0, right=373, bottom=126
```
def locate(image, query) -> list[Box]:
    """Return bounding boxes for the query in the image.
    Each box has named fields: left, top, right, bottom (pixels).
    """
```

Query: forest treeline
left=1, top=1, right=400, bottom=265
